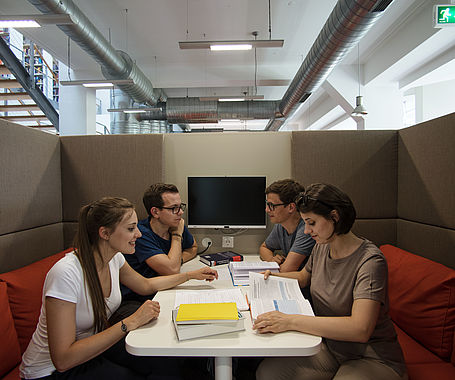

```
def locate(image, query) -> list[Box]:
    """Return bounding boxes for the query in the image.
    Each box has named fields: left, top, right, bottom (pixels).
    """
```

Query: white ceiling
left=1, top=0, right=454, bottom=130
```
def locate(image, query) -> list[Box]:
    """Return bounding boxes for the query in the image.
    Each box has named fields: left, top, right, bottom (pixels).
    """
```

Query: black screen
left=187, top=176, right=266, bottom=228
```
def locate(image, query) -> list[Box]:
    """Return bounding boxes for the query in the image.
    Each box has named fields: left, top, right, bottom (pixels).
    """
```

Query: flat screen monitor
left=187, top=176, right=266, bottom=229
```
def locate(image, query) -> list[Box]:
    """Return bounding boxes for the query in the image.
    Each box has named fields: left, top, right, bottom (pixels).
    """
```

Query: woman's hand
left=263, top=269, right=273, bottom=279
left=188, top=267, right=218, bottom=282
left=252, top=311, right=293, bottom=334
left=126, top=300, right=160, bottom=330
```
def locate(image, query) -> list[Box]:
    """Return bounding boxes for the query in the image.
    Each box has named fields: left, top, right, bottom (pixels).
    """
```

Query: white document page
left=248, top=272, right=314, bottom=320
left=174, top=288, right=249, bottom=311
left=229, top=261, right=279, bottom=286
left=229, top=261, right=279, bottom=272
left=214, top=266, right=232, bottom=281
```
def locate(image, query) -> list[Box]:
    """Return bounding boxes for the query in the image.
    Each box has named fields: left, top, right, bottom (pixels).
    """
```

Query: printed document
left=248, top=272, right=314, bottom=320
left=229, top=261, right=279, bottom=286
left=174, top=288, right=249, bottom=311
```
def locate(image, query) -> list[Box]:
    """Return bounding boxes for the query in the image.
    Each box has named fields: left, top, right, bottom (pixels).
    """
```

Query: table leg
left=214, top=357, right=232, bottom=380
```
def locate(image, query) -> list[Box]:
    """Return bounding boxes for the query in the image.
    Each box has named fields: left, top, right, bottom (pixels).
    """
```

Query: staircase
left=0, top=34, right=59, bottom=133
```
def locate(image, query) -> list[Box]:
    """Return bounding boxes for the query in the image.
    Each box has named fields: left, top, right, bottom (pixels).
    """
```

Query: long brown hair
left=73, top=197, right=134, bottom=333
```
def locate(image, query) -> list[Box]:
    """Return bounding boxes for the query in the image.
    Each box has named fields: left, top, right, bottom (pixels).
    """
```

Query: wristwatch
left=120, top=320, right=128, bottom=334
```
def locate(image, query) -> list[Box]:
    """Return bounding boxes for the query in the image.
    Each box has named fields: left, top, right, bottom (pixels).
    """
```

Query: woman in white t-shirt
left=20, top=197, right=218, bottom=380
left=253, top=183, right=407, bottom=380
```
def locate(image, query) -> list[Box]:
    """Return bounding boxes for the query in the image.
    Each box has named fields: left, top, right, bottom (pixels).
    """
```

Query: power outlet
left=201, top=237, right=212, bottom=248
left=222, top=236, right=234, bottom=248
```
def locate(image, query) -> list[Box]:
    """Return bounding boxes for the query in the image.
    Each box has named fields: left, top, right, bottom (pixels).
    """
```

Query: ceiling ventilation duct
left=27, top=0, right=162, bottom=105
left=137, top=98, right=280, bottom=125
left=27, top=0, right=393, bottom=132
left=266, top=0, right=394, bottom=130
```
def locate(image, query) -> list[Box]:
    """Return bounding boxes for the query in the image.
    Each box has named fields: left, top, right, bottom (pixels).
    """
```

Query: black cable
left=197, top=241, right=211, bottom=255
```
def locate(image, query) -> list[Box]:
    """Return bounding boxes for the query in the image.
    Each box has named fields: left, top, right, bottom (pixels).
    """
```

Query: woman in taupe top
left=254, top=183, right=407, bottom=380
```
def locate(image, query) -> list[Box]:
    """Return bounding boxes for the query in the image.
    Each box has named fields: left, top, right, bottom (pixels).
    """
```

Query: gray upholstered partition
left=60, top=134, right=164, bottom=247
left=291, top=130, right=398, bottom=247
left=1, top=113, right=454, bottom=272
left=397, top=113, right=455, bottom=267
left=0, top=120, right=63, bottom=272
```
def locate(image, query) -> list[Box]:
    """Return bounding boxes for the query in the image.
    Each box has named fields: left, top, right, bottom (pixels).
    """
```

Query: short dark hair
left=143, top=183, right=179, bottom=216
left=296, top=183, right=356, bottom=235
left=265, top=179, right=305, bottom=205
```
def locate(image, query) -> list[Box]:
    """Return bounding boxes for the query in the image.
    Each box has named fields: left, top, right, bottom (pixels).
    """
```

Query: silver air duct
left=28, top=0, right=393, bottom=132
left=148, top=98, right=279, bottom=124
left=265, top=0, right=393, bottom=130
left=27, top=0, right=162, bottom=105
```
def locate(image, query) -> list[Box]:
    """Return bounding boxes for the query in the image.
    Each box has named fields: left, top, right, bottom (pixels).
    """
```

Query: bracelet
left=171, top=233, right=182, bottom=239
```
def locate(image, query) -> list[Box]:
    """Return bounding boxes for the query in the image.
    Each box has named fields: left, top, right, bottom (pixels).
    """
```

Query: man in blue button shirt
left=259, top=179, right=315, bottom=272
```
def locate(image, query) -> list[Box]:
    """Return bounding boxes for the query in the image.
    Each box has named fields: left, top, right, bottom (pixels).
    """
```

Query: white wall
left=418, top=79, right=455, bottom=123
left=163, top=132, right=292, bottom=253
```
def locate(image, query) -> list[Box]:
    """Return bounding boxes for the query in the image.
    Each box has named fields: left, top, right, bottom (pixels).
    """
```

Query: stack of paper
left=174, top=288, right=249, bottom=311
left=172, top=302, right=245, bottom=341
left=229, top=261, right=280, bottom=286
left=248, top=272, right=314, bottom=321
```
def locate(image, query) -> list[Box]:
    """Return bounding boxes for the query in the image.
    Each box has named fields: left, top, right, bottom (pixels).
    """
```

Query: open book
left=248, top=272, right=314, bottom=321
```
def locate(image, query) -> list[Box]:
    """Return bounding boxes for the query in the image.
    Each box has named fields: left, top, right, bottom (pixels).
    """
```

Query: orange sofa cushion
left=394, top=323, right=446, bottom=364
left=0, top=282, right=22, bottom=378
left=381, top=244, right=455, bottom=360
left=0, top=249, right=71, bottom=353
left=406, top=362, right=455, bottom=380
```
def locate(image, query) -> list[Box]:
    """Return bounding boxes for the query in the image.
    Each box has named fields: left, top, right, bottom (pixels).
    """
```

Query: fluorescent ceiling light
left=179, top=40, right=284, bottom=50
left=219, top=98, right=246, bottom=101
left=82, top=82, right=113, bottom=88
left=107, top=107, right=162, bottom=113
left=0, top=14, right=73, bottom=27
left=210, top=44, right=252, bottom=51
left=60, top=79, right=134, bottom=88
left=200, top=95, right=265, bottom=101
left=0, top=20, right=40, bottom=28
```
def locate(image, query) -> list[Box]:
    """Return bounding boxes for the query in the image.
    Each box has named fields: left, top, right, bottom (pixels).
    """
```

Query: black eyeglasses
left=295, top=194, right=333, bottom=210
left=265, top=201, right=289, bottom=211
left=159, top=203, right=187, bottom=214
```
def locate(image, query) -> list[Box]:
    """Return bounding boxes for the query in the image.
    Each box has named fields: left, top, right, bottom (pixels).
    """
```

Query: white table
left=126, top=255, right=321, bottom=380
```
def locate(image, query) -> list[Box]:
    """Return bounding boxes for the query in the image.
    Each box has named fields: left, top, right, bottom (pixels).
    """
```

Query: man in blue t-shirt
left=122, top=183, right=197, bottom=300
left=260, top=179, right=315, bottom=272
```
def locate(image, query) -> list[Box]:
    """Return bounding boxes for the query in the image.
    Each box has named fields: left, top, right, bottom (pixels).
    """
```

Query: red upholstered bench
left=380, top=244, right=455, bottom=380
left=0, top=249, right=72, bottom=380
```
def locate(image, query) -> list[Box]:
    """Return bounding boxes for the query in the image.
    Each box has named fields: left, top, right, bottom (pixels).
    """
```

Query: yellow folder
left=175, top=302, right=239, bottom=323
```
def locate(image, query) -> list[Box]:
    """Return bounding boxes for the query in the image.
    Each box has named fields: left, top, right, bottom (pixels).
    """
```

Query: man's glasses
left=159, top=203, right=187, bottom=214
left=295, top=194, right=333, bottom=209
left=265, top=201, right=288, bottom=211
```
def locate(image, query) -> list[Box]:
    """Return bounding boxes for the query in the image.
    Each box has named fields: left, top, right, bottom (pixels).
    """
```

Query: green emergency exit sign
left=434, top=5, right=455, bottom=27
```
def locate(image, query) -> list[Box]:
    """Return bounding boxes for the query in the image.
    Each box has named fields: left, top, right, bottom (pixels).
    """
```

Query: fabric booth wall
left=0, top=120, right=63, bottom=272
